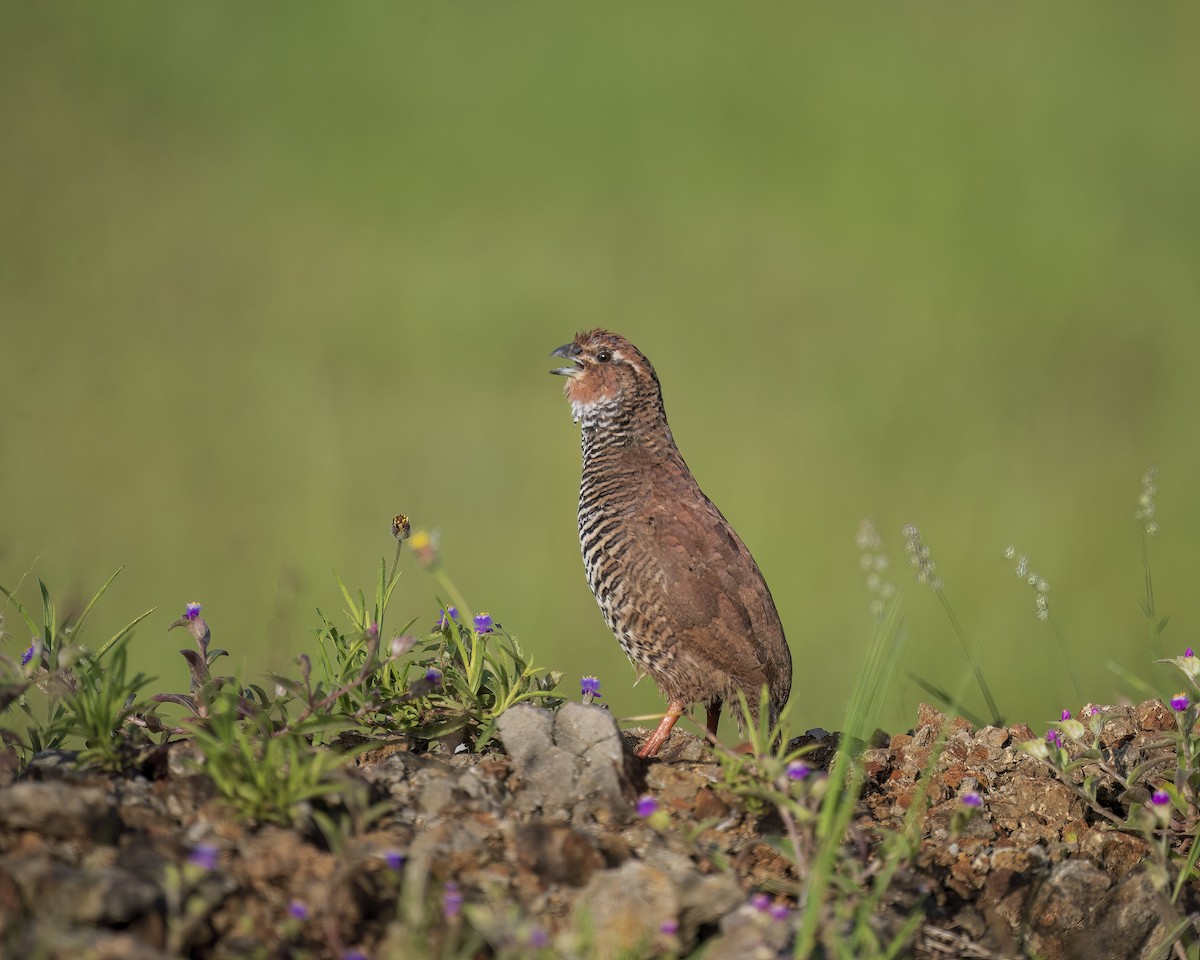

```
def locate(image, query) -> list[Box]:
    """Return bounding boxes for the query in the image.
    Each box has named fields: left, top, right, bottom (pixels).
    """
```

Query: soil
left=0, top=699, right=1192, bottom=959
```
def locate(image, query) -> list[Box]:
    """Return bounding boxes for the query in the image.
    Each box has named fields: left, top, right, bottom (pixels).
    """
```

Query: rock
left=0, top=695, right=1195, bottom=959
left=1024, top=857, right=1166, bottom=960
left=1086, top=869, right=1164, bottom=960
left=6, top=925, right=171, bottom=960
left=1027, top=858, right=1111, bottom=958
left=498, top=703, right=631, bottom=819
left=1134, top=700, right=1174, bottom=732
left=704, top=899, right=790, bottom=960
left=1, top=856, right=161, bottom=924
left=554, top=702, right=623, bottom=765
left=0, top=783, right=119, bottom=840
left=572, top=859, right=677, bottom=960
left=495, top=704, right=555, bottom=768
left=513, top=821, right=604, bottom=887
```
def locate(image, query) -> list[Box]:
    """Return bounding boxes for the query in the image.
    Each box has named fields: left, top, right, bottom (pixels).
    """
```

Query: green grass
left=2, top=4, right=1199, bottom=736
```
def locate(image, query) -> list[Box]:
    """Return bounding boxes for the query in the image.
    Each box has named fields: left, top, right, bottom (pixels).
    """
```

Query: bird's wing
left=638, top=460, right=784, bottom=671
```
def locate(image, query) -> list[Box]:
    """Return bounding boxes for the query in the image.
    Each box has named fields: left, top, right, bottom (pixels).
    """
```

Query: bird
left=550, top=329, right=792, bottom=758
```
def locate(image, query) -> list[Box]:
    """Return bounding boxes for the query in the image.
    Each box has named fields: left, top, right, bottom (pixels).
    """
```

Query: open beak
left=550, top=342, right=583, bottom=377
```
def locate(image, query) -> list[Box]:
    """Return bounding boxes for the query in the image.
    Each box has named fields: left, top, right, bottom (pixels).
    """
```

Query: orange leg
left=637, top=701, right=686, bottom=758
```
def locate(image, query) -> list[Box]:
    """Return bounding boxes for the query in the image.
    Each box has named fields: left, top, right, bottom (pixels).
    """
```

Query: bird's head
left=549, top=329, right=664, bottom=427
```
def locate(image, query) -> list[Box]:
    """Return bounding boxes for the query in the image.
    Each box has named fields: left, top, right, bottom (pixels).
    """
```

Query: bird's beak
left=550, top=342, right=583, bottom=377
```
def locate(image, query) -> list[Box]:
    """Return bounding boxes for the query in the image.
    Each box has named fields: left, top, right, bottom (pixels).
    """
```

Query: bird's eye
left=596, top=349, right=612, bottom=363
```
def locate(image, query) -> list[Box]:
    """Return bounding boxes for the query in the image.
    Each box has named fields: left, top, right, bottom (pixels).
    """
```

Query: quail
left=550, top=329, right=793, bottom=758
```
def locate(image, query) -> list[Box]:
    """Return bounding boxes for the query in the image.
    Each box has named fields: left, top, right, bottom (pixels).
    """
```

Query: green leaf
left=65, top=567, right=124, bottom=650
left=0, top=585, right=40, bottom=638
left=93, top=607, right=157, bottom=660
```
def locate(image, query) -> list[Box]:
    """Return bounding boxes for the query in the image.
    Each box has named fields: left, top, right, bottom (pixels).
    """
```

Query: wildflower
left=580, top=675, right=602, bottom=703
left=961, top=791, right=982, bottom=808
left=769, top=902, right=790, bottom=922
left=523, top=926, right=547, bottom=950
left=1171, top=693, right=1189, bottom=712
left=1061, top=709, right=1071, bottom=721
left=434, top=607, right=459, bottom=630
left=1046, top=729, right=1063, bottom=749
left=442, top=881, right=463, bottom=919
left=366, top=622, right=379, bottom=640
left=1152, top=790, right=1170, bottom=806
left=1187, top=648, right=1195, bottom=659
left=288, top=900, right=309, bottom=921
left=184, top=602, right=202, bottom=621
left=343, top=952, right=368, bottom=960
left=636, top=795, right=659, bottom=818
left=21, top=644, right=34, bottom=666
left=750, top=892, right=771, bottom=913
left=391, top=513, right=411, bottom=541
left=425, top=667, right=443, bottom=686
left=659, top=919, right=679, bottom=935
left=473, top=612, right=493, bottom=634
left=391, top=634, right=416, bottom=658
left=409, top=529, right=440, bottom=570
left=786, top=760, right=811, bottom=781
left=188, top=844, right=219, bottom=871
left=383, top=850, right=405, bottom=870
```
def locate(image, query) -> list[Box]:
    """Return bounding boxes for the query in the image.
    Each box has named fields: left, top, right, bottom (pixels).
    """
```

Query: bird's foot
left=636, top=703, right=686, bottom=759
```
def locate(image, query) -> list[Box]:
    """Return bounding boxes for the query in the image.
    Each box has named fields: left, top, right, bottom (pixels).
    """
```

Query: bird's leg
left=637, top=701, right=686, bottom=759
left=705, top=701, right=722, bottom=743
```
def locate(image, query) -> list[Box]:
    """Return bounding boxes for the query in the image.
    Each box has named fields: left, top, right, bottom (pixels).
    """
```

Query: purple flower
left=659, top=919, right=679, bottom=935
left=366, top=622, right=379, bottom=640
left=961, top=791, right=982, bottom=808
left=1060, top=709, right=1071, bottom=721
left=288, top=900, right=309, bottom=920
left=768, top=902, right=790, bottom=922
left=424, top=667, right=443, bottom=686
left=342, top=952, right=368, bottom=960
left=1171, top=693, right=1189, bottom=712
left=473, top=612, right=493, bottom=634
left=750, top=892, right=771, bottom=913
left=21, top=644, right=35, bottom=666
left=188, top=843, right=219, bottom=871
left=383, top=850, right=405, bottom=870
left=1046, top=729, right=1063, bottom=749
left=786, top=760, right=811, bottom=781
left=1152, top=790, right=1171, bottom=806
left=1187, top=648, right=1195, bottom=658
left=580, top=676, right=602, bottom=700
left=184, top=602, right=202, bottom=621
left=435, top=607, right=459, bottom=630
left=442, top=881, right=463, bottom=919
left=636, top=795, right=659, bottom=817
left=529, top=928, right=549, bottom=947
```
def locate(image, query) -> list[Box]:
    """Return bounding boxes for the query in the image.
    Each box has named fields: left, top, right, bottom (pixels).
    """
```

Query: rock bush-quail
left=550, top=329, right=793, bottom=758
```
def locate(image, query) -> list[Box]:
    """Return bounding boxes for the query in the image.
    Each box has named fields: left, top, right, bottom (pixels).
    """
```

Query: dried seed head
left=902, top=524, right=942, bottom=591
left=1136, top=466, right=1159, bottom=536
left=856, top=518, right=896, bottom=621
left=1005, top=545, right=1051, bottom=622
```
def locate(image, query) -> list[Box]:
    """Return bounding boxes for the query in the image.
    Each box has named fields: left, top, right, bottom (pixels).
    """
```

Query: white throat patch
left=572, top=395, right=621, bottom=429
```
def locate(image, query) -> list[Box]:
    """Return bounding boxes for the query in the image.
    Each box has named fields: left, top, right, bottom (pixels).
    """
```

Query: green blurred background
left=2, top=4, right=1198, bottom=736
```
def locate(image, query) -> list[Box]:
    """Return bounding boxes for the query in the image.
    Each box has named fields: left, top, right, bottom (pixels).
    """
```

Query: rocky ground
left=0, top=699, right=1192, bottom=959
